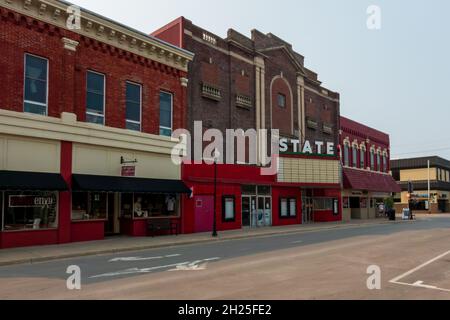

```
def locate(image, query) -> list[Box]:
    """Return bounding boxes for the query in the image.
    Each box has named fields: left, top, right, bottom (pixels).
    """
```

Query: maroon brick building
left=340, top=116, right=400, bottom=220
left=153, top=18, right=342, bottom=233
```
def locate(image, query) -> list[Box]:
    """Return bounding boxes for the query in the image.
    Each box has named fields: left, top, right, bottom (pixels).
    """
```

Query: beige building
left=391, top=156, right=450, bottom=213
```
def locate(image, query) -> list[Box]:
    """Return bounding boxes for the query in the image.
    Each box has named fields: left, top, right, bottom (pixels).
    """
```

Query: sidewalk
left=0, top=218, right=412, bottom=267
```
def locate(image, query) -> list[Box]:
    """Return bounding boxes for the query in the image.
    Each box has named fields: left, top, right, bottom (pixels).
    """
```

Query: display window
left=280, top=198, right=297, bottom=218
left=120, top=193, right=180, bottom=219
left=71, top=192, right=108, bottom=221
left=222, top=196, right=236, bottom=222
left=1, top=191, right=58, bottom=231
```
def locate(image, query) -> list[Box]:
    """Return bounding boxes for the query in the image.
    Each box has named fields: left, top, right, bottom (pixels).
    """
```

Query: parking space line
left=389, top=250, right=450, bottom=284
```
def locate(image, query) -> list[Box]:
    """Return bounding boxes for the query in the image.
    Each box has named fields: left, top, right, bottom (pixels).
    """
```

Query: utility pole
left=428, top=160, right=431, bottom=213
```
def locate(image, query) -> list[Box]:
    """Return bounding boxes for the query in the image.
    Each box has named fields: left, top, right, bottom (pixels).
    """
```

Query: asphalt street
left=0, top=217, right=449, bottom=287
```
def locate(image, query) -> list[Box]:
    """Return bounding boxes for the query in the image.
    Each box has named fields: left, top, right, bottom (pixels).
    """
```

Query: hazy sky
left=71, top=0, right=450, bottom=159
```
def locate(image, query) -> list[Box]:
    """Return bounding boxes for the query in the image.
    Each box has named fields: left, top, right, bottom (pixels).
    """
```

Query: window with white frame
left=383, top=154, right=388, bottom=172
left=86, top=71, right=105, bottom=125
left=360, top=148, right=366, bottom=169
left=377, top=152, right=381, bottom=172
left=352, top=146, right=358, bottom=168
left=344, top=144, right=350, bottom=167
left=125, top=82, right=142, bottom=131
left=24, top=54, right=48, bottom=115
left=370, top=149, right=375, bottom=171
left=159, top=91, right=173, bottom=137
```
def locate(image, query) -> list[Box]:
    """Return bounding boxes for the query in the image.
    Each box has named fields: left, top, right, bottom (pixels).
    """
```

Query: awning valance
left=0, top=171, right=69, bottom=191
left=343, top=168, right=401, bottom=194
left=72, top=174, right=191, bottom=194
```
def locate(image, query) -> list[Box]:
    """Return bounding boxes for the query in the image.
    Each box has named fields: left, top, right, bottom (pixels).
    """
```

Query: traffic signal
left=408, top=181, right=414, bottom=194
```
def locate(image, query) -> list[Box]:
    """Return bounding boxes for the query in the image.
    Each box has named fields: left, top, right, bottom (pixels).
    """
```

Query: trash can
left=389, top=208, right=396, bottom=221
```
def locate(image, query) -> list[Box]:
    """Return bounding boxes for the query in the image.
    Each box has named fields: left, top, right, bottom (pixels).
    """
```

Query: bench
left=147, top=219, right=180, bottom=237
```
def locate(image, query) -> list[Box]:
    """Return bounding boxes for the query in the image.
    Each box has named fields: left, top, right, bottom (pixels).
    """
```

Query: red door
left=194, top=196, right=214, bottom=233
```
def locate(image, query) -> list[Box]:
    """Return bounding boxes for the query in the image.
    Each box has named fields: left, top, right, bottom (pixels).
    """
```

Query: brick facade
left=0, top=6, right=188, bottom=134
left=153, top=17, right=340, bottom=153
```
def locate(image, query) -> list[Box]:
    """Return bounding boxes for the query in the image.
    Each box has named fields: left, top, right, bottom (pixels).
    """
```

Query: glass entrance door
left=242, top=196, right=257, bottom=227
left=302, top=197, right=314, bottom=224
left=257, top=197, right=272, bottom=227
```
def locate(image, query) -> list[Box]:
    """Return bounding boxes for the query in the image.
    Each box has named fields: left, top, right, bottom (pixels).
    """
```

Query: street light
left=212, top=149, right=220, bottom=238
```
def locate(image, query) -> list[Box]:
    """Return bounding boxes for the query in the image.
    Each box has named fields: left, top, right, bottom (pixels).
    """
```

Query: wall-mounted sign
left=9, top=195, right=55, bottom=208
left=280, top=139, right=335, bottom=156
left=121, top=166, right=136, bottom=177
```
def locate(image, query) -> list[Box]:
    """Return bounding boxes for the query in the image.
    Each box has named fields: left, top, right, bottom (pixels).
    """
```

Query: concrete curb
left=0, top=219, right=416, bottom=267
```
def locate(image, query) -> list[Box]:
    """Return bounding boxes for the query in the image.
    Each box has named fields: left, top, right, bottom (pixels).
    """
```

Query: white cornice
left=1, top=0, right=194, bottom=72
left=0, top=109, right=184, bottom=156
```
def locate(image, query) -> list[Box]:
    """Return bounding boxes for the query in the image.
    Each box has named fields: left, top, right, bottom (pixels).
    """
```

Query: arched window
left=360, top=148, right=366, bottom=169
left=344, top=144, right=350, bottom=167
left=352, top=146, right=358, bottom=168
left=377, top=152, right=381, bottom=172
left=370, top=149, right=375, bottom=171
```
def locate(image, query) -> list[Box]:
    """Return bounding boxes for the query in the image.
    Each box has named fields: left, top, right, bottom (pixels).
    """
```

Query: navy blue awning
left=72, top=174, right=191, bottom=194
left=0, top=171, right=68, bottom=191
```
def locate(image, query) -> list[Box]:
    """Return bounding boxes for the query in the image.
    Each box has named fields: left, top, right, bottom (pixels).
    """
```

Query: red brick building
left=153, top=18, right=342, bottom=233
left=340, top=116, right=400, bottom=220
left=0, top=0, right=193, bottom=248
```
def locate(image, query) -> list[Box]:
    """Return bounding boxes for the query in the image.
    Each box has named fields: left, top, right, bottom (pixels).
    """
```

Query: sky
left=70, top=0, right=450, bottom=160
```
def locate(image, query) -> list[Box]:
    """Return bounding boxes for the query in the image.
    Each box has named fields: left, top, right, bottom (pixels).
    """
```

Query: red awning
left=343, top=168, right=401, bottom=193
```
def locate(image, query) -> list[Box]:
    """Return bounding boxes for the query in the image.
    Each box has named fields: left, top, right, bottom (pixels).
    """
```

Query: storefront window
left=120, top=193, right=179, bottom=219
left=2, top=191, right=58, bottom=231
left=280, top=198, right=297, bottom=218
left=242, top=185, right=257, bottom=195
left=72, top=192, right=107, bottom=221
left=360, top=198, right=368, bottom=209
left=313, top=198, right=334, bottom=211
left=222, top=196, right=236, bottom=222
left=343, top=197, right=350, bottom=209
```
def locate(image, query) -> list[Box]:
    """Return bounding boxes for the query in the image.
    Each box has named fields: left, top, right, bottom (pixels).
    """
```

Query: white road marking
left=169, top=258, right=220, bottom=272
left=109, top=254, right=181, bottom=262
left=91, top=257, right=220, bottom=279
left=389, top=250, right=450, bottom=293
left=390, top=250, right=450, bottom=283
left=291, top=240, right=304, bottom=244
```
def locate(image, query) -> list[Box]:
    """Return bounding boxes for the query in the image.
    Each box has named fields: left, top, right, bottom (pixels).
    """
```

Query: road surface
left=1, top=216, right=450, bottom=299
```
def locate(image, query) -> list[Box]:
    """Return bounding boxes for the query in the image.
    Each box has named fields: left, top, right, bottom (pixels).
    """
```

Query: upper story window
left=377, top=153, right=381, bottom=172
left=352, top=146, right=358, bottom=168
left=278, top=93, right=286, bottom=108
left=86, top=71, right=105, bottom=125
left=360, top=149, right=366, bottom=169
left=24, top=54, right=48, bottom=116
left=344, top=144, right=350, bottom=167
left=370, top=150, right=375, bottom=171
left=159, top=91, right=173, bottom=137
left=125, top=82, right=142, bottom=132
